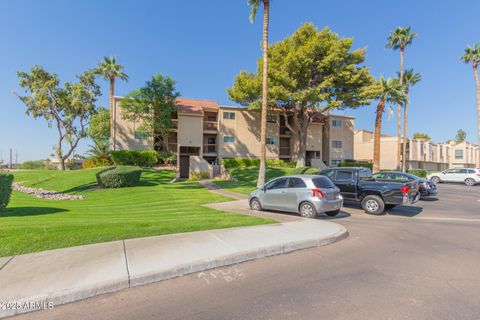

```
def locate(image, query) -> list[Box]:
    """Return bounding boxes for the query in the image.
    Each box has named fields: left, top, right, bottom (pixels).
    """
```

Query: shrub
left=158, top=151, right=176, bottom=165
left=0, top=173, right=14, bottom=211
left=83, top=156, right=113, bottom=169
left=96, top=166, right=142, bottom=188
left=111, top=150, right=158, bottom=167
left=408, top=169, right=427, bottom=178
left=338, top=161, right=373, bottom=170
left=222, top=158, right=296, bottom=169
left=190, top=172, right=210, bottom=181
left=19, top=160, right=46, bottom=170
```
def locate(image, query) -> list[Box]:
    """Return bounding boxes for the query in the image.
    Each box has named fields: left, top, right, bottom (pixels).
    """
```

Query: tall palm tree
left=461, top=44, right=480, bottom=168
left=400, top=69, right=422, bottom=172
left=95, top=56, right=128, bottom=150
left=386, top=27, right=417, bottom=171
left=373, top=77, right=407, bottom=173
left=248, top=0, right=269, bottom=187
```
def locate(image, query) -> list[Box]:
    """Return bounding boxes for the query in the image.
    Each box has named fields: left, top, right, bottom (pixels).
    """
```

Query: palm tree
left=386, top=27, right=417, bottom=170
left=400, top=69, right=422, bottom=172
left=373, top=77, right=407, bottom=173
left=461, top=44, right=480, bottom=168
left=95, top=56, right=128, bottom=150
left=248, top=0, right=269, bottom=187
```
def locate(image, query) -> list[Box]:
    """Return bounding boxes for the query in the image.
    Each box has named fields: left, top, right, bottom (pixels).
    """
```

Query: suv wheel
left=250, top=198, right=263, bottom=211
left=465, top=178, right=476, bottom=186
left=431, top=176, right=440, bottom=184
left=361, top=195, right=385, bottom=215
left=299, top=202, right=317, bottom=218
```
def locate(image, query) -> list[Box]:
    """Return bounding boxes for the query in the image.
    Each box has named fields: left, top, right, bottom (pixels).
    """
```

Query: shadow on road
left=386, top=206, right=423, bottom=217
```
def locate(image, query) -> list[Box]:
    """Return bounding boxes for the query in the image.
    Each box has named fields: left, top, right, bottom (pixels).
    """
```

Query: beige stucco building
left=354, top=129, right=479, bottom=171
left=112, top=97, right=355, bottom=178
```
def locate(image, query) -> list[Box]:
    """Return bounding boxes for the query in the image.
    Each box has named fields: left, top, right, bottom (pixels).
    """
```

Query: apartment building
left=112, top=97, right=355, bottom=178
left=354, top=129, right=479, bottom=171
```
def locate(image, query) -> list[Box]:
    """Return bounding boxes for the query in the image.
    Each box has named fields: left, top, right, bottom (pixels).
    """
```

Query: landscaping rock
left=12, top=183, right=85, bottom=200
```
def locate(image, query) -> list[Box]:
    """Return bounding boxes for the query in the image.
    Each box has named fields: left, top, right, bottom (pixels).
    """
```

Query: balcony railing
left=171, top=119, right=178, bottom=129
left=203, top=121, right=218, bottom=131
left=280, top=147, right=291, bottom=156
left=203, top=144, right=217, bottom=154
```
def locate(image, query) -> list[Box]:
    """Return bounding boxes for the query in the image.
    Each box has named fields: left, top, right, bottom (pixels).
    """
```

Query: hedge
left=111, top=150, right=158, bottom=167
left=221, top=158, right=296, bottom=169
left=0, top=172, right=14, bottom=212
left=338, top=161, right=373, bottom=170
left=96, top=166, right=142, bottom=188
left=407, top=169, right=427, bottom=178
left=83, top=156, right=113, bottom=169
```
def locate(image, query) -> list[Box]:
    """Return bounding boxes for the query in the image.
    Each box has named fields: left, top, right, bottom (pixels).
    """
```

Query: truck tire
left=361, top=195, right=385, bottom=215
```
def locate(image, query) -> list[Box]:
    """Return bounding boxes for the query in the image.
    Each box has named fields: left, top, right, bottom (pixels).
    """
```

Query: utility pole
left=15, top=150, right=18, bottom=167
left=9, top=148, right=13, bottom=169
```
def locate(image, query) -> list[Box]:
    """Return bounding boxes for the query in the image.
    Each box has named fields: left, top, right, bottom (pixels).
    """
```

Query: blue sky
left=1, top=0, right=479, bottom=162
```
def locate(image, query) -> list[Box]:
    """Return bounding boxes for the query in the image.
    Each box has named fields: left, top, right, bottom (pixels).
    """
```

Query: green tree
left=248, top=0, right=270, bottom=187
left=372, top=77, right=407, bottom=173
left=87, top=107, right=111, bottom=158
left=455, top=129, right=467, bottom=142
left=386, top=26, right=417, bottom=170
left=120, top=74, right=179, bottom=151
left=460, top=44, right=480, bottom=166
left=95, top=56, right=128, bottom=150
left=413, top=132, right=430, bottom=140
left=401, top=70, right=422, bottom=171
left=16, top=66, right=100, bottom=170
left=228, top=23, right=374, bottom=167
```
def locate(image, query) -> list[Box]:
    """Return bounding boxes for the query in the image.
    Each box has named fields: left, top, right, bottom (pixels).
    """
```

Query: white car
left=427, top=168, right=480, bottom=186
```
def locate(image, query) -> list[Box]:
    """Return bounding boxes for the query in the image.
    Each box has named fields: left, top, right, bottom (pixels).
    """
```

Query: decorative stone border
left=12, top=182, right=85, bottom=200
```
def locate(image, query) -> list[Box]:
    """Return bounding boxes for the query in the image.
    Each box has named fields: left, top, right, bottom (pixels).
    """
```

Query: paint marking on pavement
left=198, top=266, right=245, bottom=284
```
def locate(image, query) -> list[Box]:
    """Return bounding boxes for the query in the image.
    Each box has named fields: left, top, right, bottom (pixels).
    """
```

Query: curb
left=0, top=224, right=348, bottom=319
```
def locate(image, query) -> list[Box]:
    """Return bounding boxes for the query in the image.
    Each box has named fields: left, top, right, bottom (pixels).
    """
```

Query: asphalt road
left=12, top=183, right=480, bottom=320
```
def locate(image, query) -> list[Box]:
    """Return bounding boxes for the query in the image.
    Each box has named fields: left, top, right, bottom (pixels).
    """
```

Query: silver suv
left=249, top=175, right=343, bottom=218
left=427, top=168, right=480, bottom=186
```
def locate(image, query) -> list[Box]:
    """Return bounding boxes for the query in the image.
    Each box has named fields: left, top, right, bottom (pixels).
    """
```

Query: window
left=468, top=169, right=476, bottom=174
left=331, top=159, right=342, bottom=166
left=332, top=140, right=342, bottom=149
left=288, top=178, right=307, bottom=188
left=224, top=135, right=235, bottom=143
left=266, top=138, right=277, bottom=145
left=389, top=173, right=409, bottom=181
left=455, top=149, right=463, bottom=159
left=207, top=115, right=217, bottom=122
left=134, top=131, right=148, bottom=140
left=459, top=169, right=469, bottom=174
left=336, top=170, right=353, bottom=181
left=359, top=169, right=372, bottom=178
left=312, top=177, right=336, bottom=189
left=223, top=111, right=236, bottom=120
left=207, top=137, right=216, bottom=144
left=321, top=169, right=335, bottom=179
left=267, top=115, right=277, bottom=123
left=266, top=178, right=287, bottom=190
left=332, top=119, right=342, bottom=127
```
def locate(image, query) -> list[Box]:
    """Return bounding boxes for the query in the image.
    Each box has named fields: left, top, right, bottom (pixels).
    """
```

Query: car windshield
left=312, top=177, right=336, bottom=189
left=402, top=173, right=420, bottom=180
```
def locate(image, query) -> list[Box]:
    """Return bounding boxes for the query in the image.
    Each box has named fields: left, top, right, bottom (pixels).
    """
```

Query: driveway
left=11, top=183, right=480, bottom=320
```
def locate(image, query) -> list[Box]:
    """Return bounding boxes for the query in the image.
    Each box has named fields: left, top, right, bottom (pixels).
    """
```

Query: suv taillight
left=400, top=186, right=409, bottom=195
left=312, top=189, right=324, bottom=198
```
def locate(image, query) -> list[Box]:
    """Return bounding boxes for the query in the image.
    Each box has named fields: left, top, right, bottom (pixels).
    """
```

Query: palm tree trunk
left=109, top=77, right=115, bottom=151
left=473, top=64, right=480, bottom=167
left=397, top=48, right=405, bottom=171
left=402, top=89, right=409, bottom=172
left=373, top=100, right=385, bottom=173
left=257, top=0, right=269, bottom=187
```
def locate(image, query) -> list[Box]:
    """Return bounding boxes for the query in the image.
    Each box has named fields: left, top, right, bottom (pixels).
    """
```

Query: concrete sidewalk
left=0, top=219, right=347, bottom=318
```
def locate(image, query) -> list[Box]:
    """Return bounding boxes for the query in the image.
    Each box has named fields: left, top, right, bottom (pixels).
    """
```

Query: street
left=13, top=183, right=480, bottom=320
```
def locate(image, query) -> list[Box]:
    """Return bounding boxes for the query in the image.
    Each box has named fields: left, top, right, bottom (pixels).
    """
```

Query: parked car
left=372, top=171, right=438, bottom=199
left=316, top=167, right=420, bottom=215
left=427, top=168, right=480, bottom=186
left=249, top=175, right=343, bottom=218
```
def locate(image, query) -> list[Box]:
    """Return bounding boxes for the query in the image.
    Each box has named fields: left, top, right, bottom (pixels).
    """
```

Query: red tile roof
left=176, top=98, right=219, bottom=115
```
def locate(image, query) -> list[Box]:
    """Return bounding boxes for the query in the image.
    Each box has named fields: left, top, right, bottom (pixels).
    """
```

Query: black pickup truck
left=316, top=167, right=420, bottom=215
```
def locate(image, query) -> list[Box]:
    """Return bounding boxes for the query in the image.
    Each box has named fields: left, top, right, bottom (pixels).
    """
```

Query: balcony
left=171, top=119, right=178, bottom=130
left=203, top=121, right=218, bottom=132
left=280, top=147, right=291, bottom=156
left=203, top=144, right=217, bottom=155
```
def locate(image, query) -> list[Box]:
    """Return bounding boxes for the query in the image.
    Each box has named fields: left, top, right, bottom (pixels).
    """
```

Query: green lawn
left=214, top=166, right=318, bottom=195
left=0, top=169, right=274, bottom=257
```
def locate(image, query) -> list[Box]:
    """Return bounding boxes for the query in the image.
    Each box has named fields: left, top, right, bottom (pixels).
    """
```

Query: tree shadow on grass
left=0, top=207, right=69, bottom=217
left=61, top=182, right=98, bottom=194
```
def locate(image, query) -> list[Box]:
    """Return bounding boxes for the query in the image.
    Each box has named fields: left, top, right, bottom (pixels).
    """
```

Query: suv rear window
left=312, top=177, right=336, bottom=189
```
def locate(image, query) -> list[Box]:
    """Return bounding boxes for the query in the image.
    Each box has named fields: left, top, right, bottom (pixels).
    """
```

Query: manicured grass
left=214, top=166, right=318, bottom=195
left=0, top=169, right=274, bottom=257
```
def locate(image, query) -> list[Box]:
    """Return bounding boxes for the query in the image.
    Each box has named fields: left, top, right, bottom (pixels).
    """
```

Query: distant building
left=354, top=129, right=479, bottom=171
